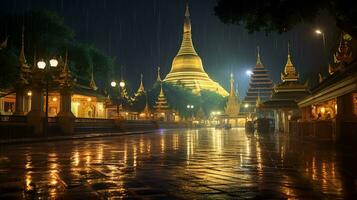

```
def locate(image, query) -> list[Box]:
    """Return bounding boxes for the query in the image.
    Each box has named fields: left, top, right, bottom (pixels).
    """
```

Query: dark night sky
left=0, top=0, right=339, bottom=96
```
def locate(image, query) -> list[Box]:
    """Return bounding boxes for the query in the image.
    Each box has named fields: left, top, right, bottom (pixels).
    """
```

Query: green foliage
left=130, top=82, right=226, bottom=118
left=0, top=48, right=18, bottom=88
left=215, top=0, right=357, bottom=37
left=0, top=10, right=114, bottom=90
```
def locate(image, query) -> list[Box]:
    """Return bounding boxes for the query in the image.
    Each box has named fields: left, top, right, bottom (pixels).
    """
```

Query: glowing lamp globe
left=119, top=81, right=125, bottom=88
left=37, top=60, right=46, bottom=69
left=49, top=58, right=58, bottom=67
left=111, top=81, right=117, bottom=87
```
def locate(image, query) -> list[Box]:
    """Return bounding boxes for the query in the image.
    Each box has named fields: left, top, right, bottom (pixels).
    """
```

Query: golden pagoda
left=164, top=4, right=228, bottom=96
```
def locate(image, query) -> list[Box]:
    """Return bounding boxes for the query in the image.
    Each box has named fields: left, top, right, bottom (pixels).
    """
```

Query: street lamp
left=187, top=104, right=194, bottom=121
left=37, top=58, right=58, bottom=136
left=111, top=80, right=126, bottom=118
left=315, top=29, right=326, bottom=48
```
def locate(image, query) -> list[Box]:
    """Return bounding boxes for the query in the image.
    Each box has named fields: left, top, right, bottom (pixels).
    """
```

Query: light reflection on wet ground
left=0, top=128, right=356, bottom=199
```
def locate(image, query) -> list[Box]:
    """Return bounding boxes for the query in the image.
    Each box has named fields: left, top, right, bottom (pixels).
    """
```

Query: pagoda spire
left=281, top=41, right=299, bottom=82
left=89, top=67, right=97, bottom=90
left=156, top=67, right=162, bottom=82
left=159, top=83, right=164, bottom=97
left=229, top=73, right=235, bottom=96
left=142, top=94, right=150, bottom=115
left=136, top=73, right=145, bottom=94
left=256, top=46, right=262, bottom=66
left=185, top=2, right=190, bottom=17
left=17, top=26, right=31, bottom=84
left=177, top=2, right=197, bottom=56
left=60, top=50, right=73, bottom=87
left=19, top=25, right=27, bottom=66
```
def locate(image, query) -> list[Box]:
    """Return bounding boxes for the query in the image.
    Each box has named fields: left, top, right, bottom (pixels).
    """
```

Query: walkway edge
left=0, top=128, right=178, bottom=145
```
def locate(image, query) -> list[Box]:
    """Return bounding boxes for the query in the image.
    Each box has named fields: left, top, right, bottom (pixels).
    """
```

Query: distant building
left=218, top=73, right=246, bottom=127
left=260, top=43, right=309, bottom=132
left=153, top=84, right=177, bottom=121
left=242, top=47, right=274, bottom=112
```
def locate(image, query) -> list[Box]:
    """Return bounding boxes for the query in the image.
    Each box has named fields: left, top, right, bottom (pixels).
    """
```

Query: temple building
left=0, top=31, right=108, bottom=120
left=153, top=84, right=177, bottom=121
left=260, top=43, right=309, bottom=132
left=219, top=73, right=246, bottom=127
left=163, top=4, right=228, bottom=96
left=242, top=47, right=274, bottom=112
left=296, top=33, right=357, bottom=141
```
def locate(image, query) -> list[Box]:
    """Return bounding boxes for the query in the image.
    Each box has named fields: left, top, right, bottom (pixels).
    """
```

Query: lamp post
left=37, top=58, right=58, bottom=136
left=111, top=80, right=125, bottom=118
left=315, top=29, right=326, bottom=49
left=186, top=104, right=194, bottom=121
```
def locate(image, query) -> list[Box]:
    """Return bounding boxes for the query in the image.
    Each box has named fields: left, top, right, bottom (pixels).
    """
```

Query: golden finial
left=256, top=46, right=262, bottom=65
left=185, top=2, right=190, bottom=17
left=156, top=66, right=162, bottom=82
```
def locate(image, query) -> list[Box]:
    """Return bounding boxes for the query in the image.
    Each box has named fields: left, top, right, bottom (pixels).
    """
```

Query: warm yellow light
left=119, top=81, right=125, bottom=88
left=27, top=91, right=32, bottom=96
left=244, top=103, right=249, bottom=108
left=87, top=97, right=91, bottom=102
left=125, top=112, right=129, bottom=115
left=37, top=60, right=46, bottom=69
left=315, top=29, right=322, bottom=35
left=320, top=107, right=326, bottom=114
left=111, top=81, right=117, bottom=87
left=52, top=97, right=57, bottom=102
left=49, top=58, right=58, bottom=67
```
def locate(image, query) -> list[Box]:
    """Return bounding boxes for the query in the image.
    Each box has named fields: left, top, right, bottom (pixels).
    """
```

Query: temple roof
left=281, top=42, right=299, bottom=82
left=135, top=73, right=145, bottom=95
left=243, top=46, right=273, bottom=103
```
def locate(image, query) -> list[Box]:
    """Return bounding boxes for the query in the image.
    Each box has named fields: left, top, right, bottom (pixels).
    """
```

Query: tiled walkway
left=0, top=128, right=355, bottom=199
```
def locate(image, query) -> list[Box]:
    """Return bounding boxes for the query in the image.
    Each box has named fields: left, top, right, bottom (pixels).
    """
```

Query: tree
left=214, top=0, right=357, bottom=37
left=0, top=10, right=114, bottom=90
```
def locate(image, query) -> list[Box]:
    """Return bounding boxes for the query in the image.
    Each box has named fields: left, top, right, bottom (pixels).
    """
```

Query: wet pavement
left=0, top=128, right=356, bottom=199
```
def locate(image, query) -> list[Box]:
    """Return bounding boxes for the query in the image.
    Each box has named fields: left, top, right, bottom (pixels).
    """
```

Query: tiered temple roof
left=243, top=47, right=273, bottom=105
left=262, top=44, right=309, bottom=108
left=154, top=84, right=169, bottom=112
left=164, top=3, right=228, bottom=96
left=135, top=73, right=146, bottom=96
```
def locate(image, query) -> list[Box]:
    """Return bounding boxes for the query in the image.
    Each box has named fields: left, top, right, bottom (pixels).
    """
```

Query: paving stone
left=0, top=128, right=356, bottom=199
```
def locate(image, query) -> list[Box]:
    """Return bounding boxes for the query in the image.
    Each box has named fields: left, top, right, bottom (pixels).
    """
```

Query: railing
left=0, top=115, right=27, bottom=123
left=75, top=117, right=115, bottom=123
